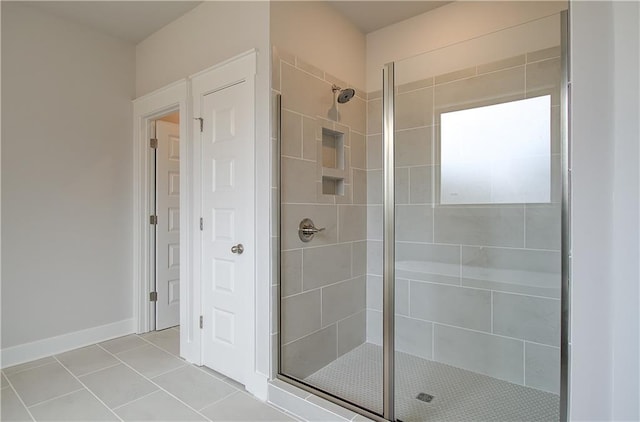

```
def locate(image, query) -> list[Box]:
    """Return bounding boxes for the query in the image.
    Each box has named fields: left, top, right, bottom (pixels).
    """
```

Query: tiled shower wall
left=365, top=46, right=563, bottom=395
left=273, top=47, right=368, bottom=380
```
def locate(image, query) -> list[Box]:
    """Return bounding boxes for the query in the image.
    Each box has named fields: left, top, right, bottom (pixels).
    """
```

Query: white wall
left=571, top=1, right=640, bottom=419
left=611, top=2, right=640, bottom=419
left=136, top=1, right=269, bottom=98
left=270, top=1, right=366, bottom=91
left=365, top=1, right=567, bottom=92
left=135, top=1, right=272, bottom=395
left=1, top=3, right=135, bottom=350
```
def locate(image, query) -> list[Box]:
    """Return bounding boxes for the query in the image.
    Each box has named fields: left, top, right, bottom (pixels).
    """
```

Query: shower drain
left=416, top=392, right=435, bottom=403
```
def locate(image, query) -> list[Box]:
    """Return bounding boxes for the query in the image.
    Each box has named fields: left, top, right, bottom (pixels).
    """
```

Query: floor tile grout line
left=94, top=343, right=216, bottom=421
left=2, top=360, right=57, bottom=377
left=110, top=389, right=161, bottom=411
left=148, top=362, right=189, bottom=380
left=101, top=337, right=150, bottom=355
left=52, top=355, right=123, bottom=422
left=190, top=365, right=228, bottom=382
left=25, top=387, right=87, bottom=409
left=3, top=371, right=38, bottom=421
left=76, top=362, right=122, bottom=379
left=135, top=333, right=181, bottom=357
left=196, top=389, right=240, bottom=412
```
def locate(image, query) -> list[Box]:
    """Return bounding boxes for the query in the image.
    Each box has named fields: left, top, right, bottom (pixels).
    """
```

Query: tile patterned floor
left=1, top=327, right=297, bottom=422
left=305, top=343, right=559, bottom=422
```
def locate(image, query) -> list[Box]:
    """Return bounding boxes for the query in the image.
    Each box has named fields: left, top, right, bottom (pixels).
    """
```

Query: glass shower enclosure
left=276, top=9, right=569, bottom=422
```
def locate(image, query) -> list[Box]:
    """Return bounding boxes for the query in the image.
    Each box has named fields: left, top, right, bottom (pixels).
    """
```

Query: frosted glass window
left=440, top=95, right=551, bottom=204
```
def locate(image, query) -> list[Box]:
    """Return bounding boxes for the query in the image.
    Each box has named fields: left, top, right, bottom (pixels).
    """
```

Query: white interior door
left=156, top=120, right=180, bottom=330
left=200, top=80, right=254, bottom=383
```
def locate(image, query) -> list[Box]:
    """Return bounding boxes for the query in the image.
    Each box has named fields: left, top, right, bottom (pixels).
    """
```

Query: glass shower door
left=275, top=47, right=384, bottom=418
left=390, top=12, right=567, bottom=422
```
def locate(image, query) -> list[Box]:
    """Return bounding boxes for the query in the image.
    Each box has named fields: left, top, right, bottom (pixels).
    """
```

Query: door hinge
left=199, top=315, right=203, bottom=329
left=150, top=291, right=158, bottom=302
left=194, top=117, right=203, bottom=133
left=150, top=138, right=158, bottom=149
left=150, top=215, right=158, bottom=225
left=200, top=217, right=203, bottom=231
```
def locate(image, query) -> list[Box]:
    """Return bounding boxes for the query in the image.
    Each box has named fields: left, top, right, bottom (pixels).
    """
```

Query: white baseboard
left=245, top=371, right=269, bottom=401
left=1, top=318, right=135, bottom=368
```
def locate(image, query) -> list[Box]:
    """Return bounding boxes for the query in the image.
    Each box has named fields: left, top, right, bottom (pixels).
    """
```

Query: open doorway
left=150, top=112, right=181, bottom=332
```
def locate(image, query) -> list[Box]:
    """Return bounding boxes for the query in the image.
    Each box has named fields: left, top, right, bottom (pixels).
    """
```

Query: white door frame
left=133, top=50, right=265, bottom=395
left=190, top=50, right=260, bottom=392
left=132, top=79, right=201, bottom=364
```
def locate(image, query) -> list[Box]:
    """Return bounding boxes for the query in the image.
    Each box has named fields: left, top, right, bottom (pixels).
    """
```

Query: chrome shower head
left=332, top=85, right=356, bottom=104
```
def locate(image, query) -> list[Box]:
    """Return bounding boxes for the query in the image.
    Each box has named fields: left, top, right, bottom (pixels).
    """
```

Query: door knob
left=231, top=244, right=244, bottom=254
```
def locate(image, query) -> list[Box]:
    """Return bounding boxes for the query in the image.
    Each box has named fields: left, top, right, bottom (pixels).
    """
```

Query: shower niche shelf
left=321, top=127, right=347, bottom=196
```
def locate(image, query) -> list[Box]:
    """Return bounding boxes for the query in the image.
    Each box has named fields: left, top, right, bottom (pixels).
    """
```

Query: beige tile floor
left=1, top=327, right=298, bottom=421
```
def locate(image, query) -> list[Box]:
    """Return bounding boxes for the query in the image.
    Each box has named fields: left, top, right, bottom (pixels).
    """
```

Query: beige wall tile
left=525, top=342, right=560, bottom=394
left=366, top=134, right=382, bottom=170
left=367, top=205, right=383, bottom=241
left=281, top=249, right=302, bottom=296
left=302, top=116, right=318, bottom=161
left=281, top=325, right=337, bottom=379
left=296, top=57, right=324, bottom=79
left=367, top=98, right=382, bottom=135
left=435, top=66, right=476, bottom=85
left=350, top=132, right=366, bottom=169
left=338, top=205, right=367, bottom=242
left=281, top=62, right=334, bottom=120
left=462, top=246, right=560, bottom=282
left=396, top=127, right=433, bottom=167
left=281, top=110, right=302, bottom=158
left=493, top=292, right=560, bottom=346
left=282, top=290, right=321, bottom=343
left=396, top=316, right=433, bottom=360
left=366, top=240, right=383, bottom=276
left=434, top=324, right=524, bottom=384
left=409, top=281, right=491, bottom=332
left=396, top=87, right=434, bottom=130
left=339, top=95, right=366, bottom=134
left=434, top=206, right=525, bottom=248
left=398, top=77, right=434, bottom=94
left=337, top=310, right=366, bottom=357
left=526, top=58, right=561, bottom=106
left=281, top=204, right=337, bottom=250
left=396, top=167, right=409, bottom=204
left=526, top=46, right=561, bottom=63
left=281, top=157, right=318, bottom=204
left=525, top=204, right=561, bottom=250
left=367, top=169, right=382, bottom=204
left=409, top=165, right=434, bottom=204
left=352, top=240, right=367, bottom=277
left=477, top=55, right=525, bottom=75
left=321, top=276, right=366, bottom=326
left=302, top=243, right=352, bottom=290
left=396, top=205, right=434, bottom=243
left=434, top=66, right=525, bottom=121
left=352, top=169, right=367, bottom=204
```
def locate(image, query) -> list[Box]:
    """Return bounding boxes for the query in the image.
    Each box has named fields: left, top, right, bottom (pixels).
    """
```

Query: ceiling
left=28, top=1, right=202, bottom=44
left=26, top=1, right=450, bottom=44
left=328, top=1, right=452, bottom=34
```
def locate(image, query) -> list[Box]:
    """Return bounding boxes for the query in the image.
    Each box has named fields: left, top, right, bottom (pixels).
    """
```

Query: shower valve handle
left=301, top=226, right=325, bottom=234
left=298, top=218, right=325, bottom=242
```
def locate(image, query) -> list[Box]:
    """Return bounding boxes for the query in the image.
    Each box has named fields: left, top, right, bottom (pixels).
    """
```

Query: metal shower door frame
left=276, top=9, right=571, bottom=420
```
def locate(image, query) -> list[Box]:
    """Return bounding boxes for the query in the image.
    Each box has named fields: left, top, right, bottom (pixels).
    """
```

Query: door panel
left=201, top=81, right=254, bottom=384
left=156, top=120, right=180, bottom=330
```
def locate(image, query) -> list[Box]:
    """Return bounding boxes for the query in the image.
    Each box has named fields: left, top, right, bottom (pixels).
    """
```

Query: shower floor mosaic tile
left=305, top=343, right=559, bottom=422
